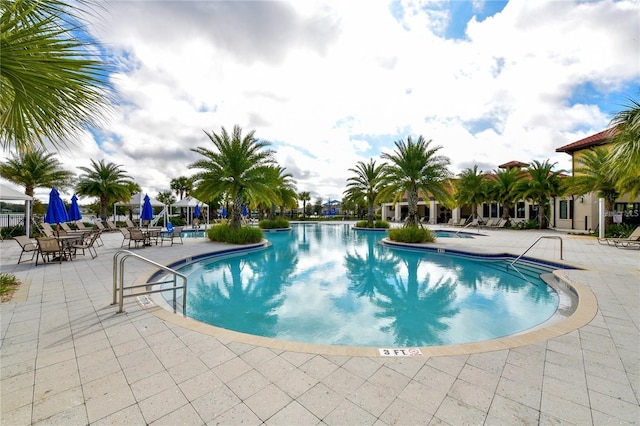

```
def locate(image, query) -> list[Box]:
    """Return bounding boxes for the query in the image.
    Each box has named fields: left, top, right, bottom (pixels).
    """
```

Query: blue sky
left=15, top=0, right=639, bottom=204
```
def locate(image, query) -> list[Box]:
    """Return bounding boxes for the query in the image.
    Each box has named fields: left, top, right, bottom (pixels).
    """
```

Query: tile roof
left=555, top=128, right=618, bottom=153
left=498, top=161, right=529, bottom=169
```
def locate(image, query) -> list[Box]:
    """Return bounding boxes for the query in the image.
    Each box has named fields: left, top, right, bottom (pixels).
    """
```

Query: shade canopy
left=0, top=183, right=33, bottom=201
left=44, top=188, right=69, bottom=224
left=68, top=194, right=82, bottom=221
left=114, top=193, right=164, bottom=207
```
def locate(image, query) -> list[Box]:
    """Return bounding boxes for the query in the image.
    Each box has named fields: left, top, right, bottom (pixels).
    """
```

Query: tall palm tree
left=1, top=0, right=111, bottom=152
left=454, top=165, right=488, bottom=221
left=273, top=167, right=298, bottom=218
left=344, top=159, right=385, bottom=228
left=379, top=136, right=452, bottom=227
left=563, top=147, right=619, bottom=227
left=75, top=159, right=134, bottom=220
left=0, top=148, right=75, bottom=196
left=298, top=191, right=310, bottom=219
left=488, top=167, right=524, bottom=221
left=189, top=125, right=277, bottom=229
left=517, top=160, right=565, bottom=229
left=606, top=97, right=640, bottom=199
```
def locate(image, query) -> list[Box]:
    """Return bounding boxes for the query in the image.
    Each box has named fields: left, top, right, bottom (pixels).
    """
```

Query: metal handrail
left=456, top=219, right=481, bottom=234
left=112, top=250, right=187, bottom=315
left=509, top=236, right=563, bottom=269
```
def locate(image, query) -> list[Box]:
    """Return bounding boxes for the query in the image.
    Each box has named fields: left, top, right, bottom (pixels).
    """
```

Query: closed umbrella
left=68, top=194, right=82, bottom=221
left=44, top=188, right=69, bottom=234
left=221, top=207, right=227, bottom=218
left=194, top=204, right=201, bottom=218
left=242, top=205, right=248, bottom=217
left=140, top=194, right=154, bottom=223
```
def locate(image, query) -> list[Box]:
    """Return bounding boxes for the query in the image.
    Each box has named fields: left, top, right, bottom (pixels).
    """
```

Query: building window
left=516, top=202, right=525, bottom=218
left=559, top=200, right=569, bottom=219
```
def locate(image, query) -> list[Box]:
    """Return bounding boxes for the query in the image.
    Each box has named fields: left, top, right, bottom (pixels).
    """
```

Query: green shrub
left=605, top=223, right=636, bottom=238
left=355, top=220, right=390, bottom=229
left=258, top=218, right=290, bottom=229
left=388, top=226, right=436, bottom=243
left=0, top=273, right=20, bottom=300
left=207, top=223, right=263, bottom=244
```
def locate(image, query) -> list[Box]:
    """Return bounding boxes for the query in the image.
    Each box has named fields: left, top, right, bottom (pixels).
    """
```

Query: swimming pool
left=165, top=224, right=568, bottom=347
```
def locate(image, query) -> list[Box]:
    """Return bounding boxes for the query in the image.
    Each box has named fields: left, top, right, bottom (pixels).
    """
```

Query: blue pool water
left=171, top=224, right=560, bottom=347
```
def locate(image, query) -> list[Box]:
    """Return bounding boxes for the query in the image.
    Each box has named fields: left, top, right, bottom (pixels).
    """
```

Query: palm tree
left=606, top=97, right=640, bottom=199
left=273, top=167, right=298, bottom=218
left=0, top=149, right=75, bottom=196
left=156, top=190, right=176, bottom=206
left=298, top=191, right=310, bottom=219
left=1, top=0, right=111, bottom=152
left=170, top=176, right=193, bottom=200
left=189, top=125, right=277, bottom=229
left=454, top=165, right=488, bottom=221
left=563, top=147, right=619, bottom=227
left=75, top=160, right=134, bottom=220
left=344, top=159, right=385, bottom=228
left=517, top=160, right=565, bottom=229
left=379, top=136, right=452, bottom=227
left=488, top=167, right=524, bottom=221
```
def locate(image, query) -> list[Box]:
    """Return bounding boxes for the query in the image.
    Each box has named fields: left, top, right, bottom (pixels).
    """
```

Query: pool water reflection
left=174, top=224, right=559, bottom=347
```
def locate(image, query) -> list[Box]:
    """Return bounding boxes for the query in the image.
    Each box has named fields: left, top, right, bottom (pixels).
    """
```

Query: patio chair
left=60, top=222, right=74, bottom=232
left=160, top=224, right=183, bottom=246
left=106, top=220, right=119, bottom=232
left=128, top=228, right=149, bottom=249
left=71, top=232, right=100, bottom=259
left=125, top=219, right=136, bottom=228
left=35, top=237, right=65, bottom=265
left=14, top=235, right=38, bottom=264
left=75, top=221, right=93, bottom=231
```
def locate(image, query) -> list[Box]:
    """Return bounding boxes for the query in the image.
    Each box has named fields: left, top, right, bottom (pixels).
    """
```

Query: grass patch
left=258, top=218, right=290, bottom=229
left=0, top=273, right=20, bottom=303
left=207, top=223, right=263, bottom=244
left=355, top=220, right=390, bottom=229
left=388, top=226, right=436, bottom=243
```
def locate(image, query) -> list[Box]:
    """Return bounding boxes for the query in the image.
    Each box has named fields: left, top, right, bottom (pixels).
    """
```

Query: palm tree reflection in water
left=181, top=225, right=557, bottom=347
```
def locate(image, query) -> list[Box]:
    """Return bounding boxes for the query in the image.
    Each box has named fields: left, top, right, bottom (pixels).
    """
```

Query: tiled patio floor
left=1, top=224, right=638, bottom=425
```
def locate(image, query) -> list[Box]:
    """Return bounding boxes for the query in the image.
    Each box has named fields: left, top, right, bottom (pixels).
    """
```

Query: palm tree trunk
left=405, top=187, right=419, bottom=227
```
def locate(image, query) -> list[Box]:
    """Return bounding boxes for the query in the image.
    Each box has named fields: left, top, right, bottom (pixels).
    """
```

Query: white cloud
left=16, top=0, right=637, bottom=205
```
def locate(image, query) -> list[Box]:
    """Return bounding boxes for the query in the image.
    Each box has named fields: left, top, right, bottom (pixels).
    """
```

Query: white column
left=599, top=198, right=605, bottom=239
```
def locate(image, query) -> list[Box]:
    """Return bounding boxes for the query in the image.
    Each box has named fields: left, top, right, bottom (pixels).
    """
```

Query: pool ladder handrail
left=456, top=219, right=481, bottom=234
left=508, top=235, right=563, bottom=270
left=112, top=250, right=187, bottom=315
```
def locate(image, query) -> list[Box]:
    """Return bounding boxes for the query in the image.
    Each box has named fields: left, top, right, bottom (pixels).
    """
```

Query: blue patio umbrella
left=242, top=205, right=248, bottom=217
left=221, top=207, right=227, bottom=218
left=140, top=194, right=154, bottom=221
left=68, top=194, right=82, bottom=221
left=194, top=204, right=201, bottom=218
left=44, top=188, right=69, bottom=229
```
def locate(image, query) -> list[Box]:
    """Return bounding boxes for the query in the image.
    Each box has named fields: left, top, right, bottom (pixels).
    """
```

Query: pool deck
left=1, top=224, right=638, bottom=425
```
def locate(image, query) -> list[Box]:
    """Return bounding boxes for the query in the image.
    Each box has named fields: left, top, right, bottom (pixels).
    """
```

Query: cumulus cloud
left=26, top=0, right=638, bottom=205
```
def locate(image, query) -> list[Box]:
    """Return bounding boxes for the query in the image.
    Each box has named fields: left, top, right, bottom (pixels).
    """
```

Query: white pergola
left=0, top=183, right=34, bottom=236
left=172, top=196, right=209, bottom=227
left=113, top=193, right=165, bottom=226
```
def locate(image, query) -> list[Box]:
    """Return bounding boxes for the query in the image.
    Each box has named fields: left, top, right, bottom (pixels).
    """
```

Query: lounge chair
left=106, top=220, right=119, bottom=232
left=75, top=221, right=93, bottom=231
left=600, top=226, right=640, bottom=247
left=125, top=219, right=136, bottom=228
left=119, top=228, right=131, bottom=248
left=41, top=222, right=56, bottom=237
left=14, top=236, right=38, bottom=264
